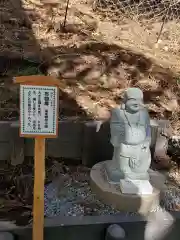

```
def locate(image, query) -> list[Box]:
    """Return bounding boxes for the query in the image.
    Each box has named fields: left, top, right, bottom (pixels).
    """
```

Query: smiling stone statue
left=90, top=87, right=165, bottom=212
left=105, top=87, right=152, bottom=183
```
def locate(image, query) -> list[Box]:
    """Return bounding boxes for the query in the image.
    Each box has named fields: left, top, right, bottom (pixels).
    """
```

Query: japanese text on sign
left=20, top=85, right=58, bottom=135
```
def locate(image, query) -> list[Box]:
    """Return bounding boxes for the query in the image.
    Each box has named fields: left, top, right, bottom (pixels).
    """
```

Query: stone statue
left=105, top=88, right=152, bottom=183
left=91, top=88, right=165, bottom=206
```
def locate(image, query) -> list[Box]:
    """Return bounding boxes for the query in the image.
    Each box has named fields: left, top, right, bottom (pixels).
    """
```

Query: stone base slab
left=119, top=179, right=153, bottom=195
left=90, top=161, right=164, bottom=215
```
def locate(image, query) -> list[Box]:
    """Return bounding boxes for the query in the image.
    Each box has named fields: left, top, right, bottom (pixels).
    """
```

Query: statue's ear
left=121, top=103, right=125, bottom=109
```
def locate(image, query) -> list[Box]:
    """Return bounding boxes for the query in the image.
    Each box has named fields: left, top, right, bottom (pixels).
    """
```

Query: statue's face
left=125, top=98, right=141, bottom=113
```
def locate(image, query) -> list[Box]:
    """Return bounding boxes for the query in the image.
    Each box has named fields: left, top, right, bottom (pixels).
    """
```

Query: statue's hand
left=143, top=139, right=151, bottom=148
left=129, top=157, right=140, bottom=169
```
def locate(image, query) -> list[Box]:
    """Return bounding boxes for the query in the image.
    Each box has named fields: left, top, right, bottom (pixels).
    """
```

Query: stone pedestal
left=90, top=161, right=165, bottom=215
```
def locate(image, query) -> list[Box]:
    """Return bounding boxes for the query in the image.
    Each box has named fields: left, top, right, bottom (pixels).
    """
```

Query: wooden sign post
left=14, top=75, right=61, bottom=240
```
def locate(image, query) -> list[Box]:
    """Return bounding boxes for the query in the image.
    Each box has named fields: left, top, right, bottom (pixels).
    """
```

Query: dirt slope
left=0, top=0, right=180, bottom=132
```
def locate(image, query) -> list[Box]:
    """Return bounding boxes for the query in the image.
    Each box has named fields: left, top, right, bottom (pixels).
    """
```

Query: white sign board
left=20, top=85, right=58, bottom=136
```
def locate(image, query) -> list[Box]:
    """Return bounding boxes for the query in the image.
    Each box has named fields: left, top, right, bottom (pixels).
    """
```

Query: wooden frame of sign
left=14, top=75, right=61, bottom=240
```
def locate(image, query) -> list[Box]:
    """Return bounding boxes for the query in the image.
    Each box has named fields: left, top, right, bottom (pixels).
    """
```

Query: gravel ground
left=44, top=166, right=180, bottom=217
left=44, top=170, right=121, bottom=217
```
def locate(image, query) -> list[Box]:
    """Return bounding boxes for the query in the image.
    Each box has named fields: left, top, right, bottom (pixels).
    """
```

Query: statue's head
left=122, top=88, right=144, bottom=113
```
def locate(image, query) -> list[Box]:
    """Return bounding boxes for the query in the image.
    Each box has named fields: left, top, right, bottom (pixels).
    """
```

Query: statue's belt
left=119, top=142, right=149, bottom=150
left=119, top=148, right=149, bottom=159
left=119, top=154, right=139, bottom=159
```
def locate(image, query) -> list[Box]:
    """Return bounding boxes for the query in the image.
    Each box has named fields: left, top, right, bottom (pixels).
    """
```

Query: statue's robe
left=107, top=106, right=151, bottom=181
